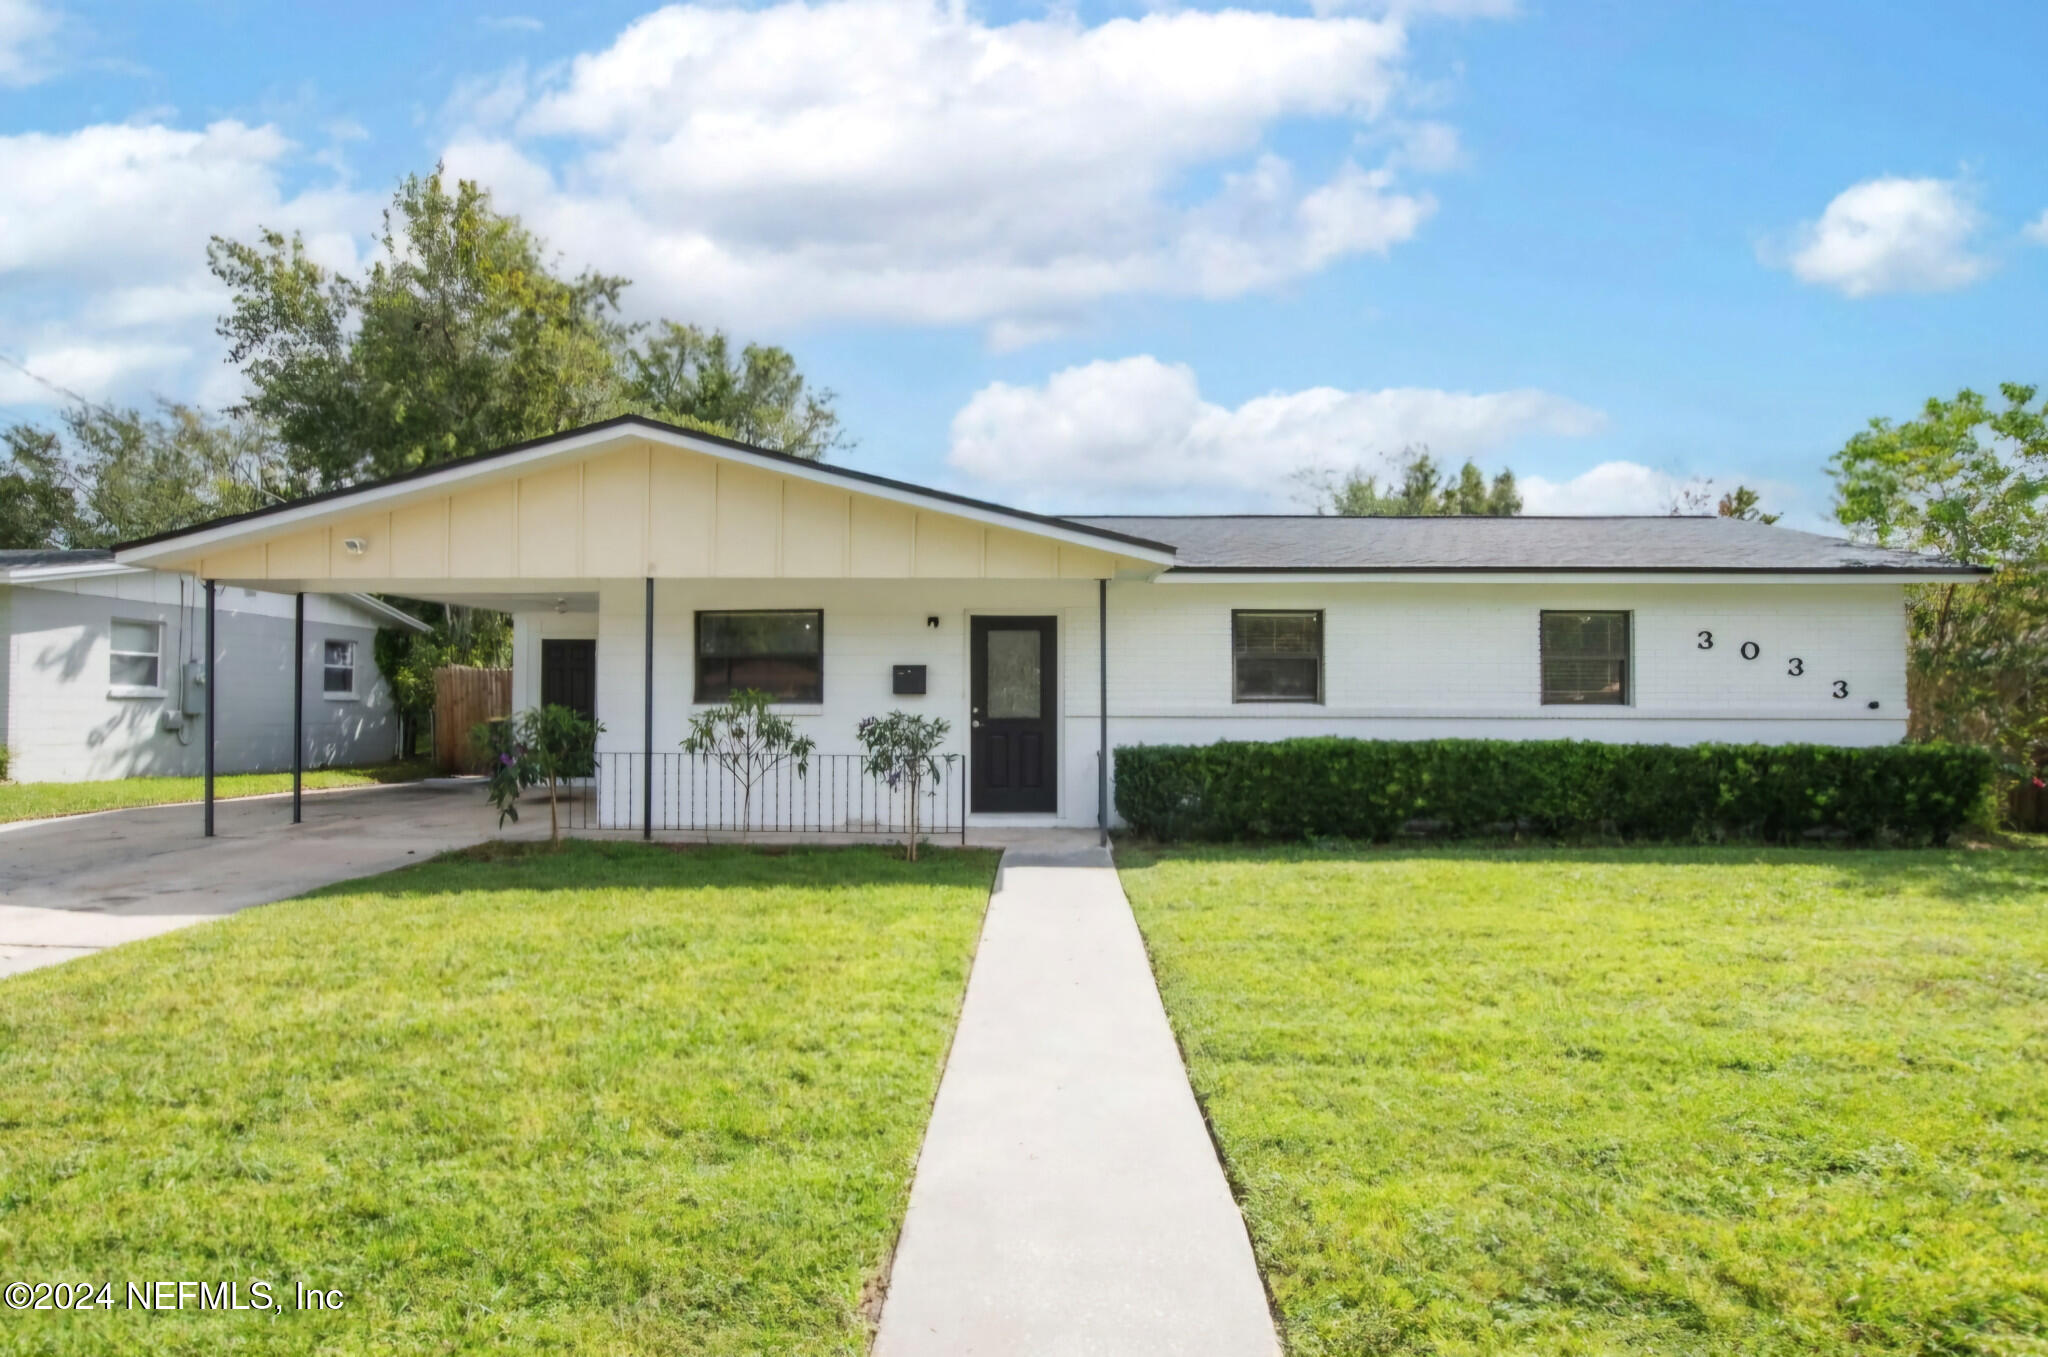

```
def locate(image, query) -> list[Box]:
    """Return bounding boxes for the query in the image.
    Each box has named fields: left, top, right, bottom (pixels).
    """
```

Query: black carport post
left=292, top=592, right=304, bottom=824
left=643, top=576, right=654, bottom=840
left=203, top=579, right=217, bottom=838
left=1098, top=577, right=1109, bottom=847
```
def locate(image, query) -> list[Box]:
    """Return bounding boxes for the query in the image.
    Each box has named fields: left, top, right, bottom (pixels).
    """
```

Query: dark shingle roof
left=0, top=548, right=114, bottom=569
left=1060, top=515, right=1977, bottom=574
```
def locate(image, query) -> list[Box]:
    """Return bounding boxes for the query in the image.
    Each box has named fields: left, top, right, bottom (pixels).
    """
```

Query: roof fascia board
left=2, top=561, right=144, bottom=583
left=342, top=594, right=433, bottom=632
left=116, top=421, right=1176, bottom=567
left=1153, top=568, right=1975, bottom=584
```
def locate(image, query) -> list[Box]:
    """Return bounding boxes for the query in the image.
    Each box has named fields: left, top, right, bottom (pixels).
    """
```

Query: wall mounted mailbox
left=892, top=664, right=927, bottom=696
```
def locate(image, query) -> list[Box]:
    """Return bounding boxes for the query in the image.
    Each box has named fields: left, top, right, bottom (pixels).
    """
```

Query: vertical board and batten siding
left=192, top=440, right=1127, bottom=585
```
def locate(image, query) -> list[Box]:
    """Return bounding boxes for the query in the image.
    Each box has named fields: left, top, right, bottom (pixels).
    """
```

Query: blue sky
left=2, top=0, right=2044, bottom=528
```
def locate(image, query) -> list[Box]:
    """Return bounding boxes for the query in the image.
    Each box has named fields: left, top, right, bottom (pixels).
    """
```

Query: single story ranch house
left=114, top=416, right=1976, bottom=838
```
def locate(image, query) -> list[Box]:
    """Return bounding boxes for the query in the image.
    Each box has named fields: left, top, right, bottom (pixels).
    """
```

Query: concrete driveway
left=0, top=781, right=528, bottom=979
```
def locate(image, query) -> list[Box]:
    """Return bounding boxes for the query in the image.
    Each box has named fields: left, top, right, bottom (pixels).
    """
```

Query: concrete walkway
left=0, top=781, right=526, bottom=978
left=875, top=838, right=1279, bottom=1357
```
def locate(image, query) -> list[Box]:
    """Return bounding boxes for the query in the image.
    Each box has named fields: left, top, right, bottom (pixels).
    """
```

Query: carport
left=115, top=416, right=1167, bottom=845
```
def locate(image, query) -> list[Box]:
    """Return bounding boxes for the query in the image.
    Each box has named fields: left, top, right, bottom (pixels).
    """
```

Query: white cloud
left=0, top=340, right=193, bottom=406
left=1520, top=461, right=1698, bottom=515
left=947, top=355, right=1603, bottom=508
left=2025, top=209, right=2048, bottom=246
left=0, top=0, right=55, bottom=86
left=1387, top=120, right=1463, bottom=173
left=0, top=120, right=374, bottom=409
left=0, top=121, right=364, bottom=281
left=439, top=0, right=1481, bottom=339
left=1519, top=462, right=1805, bottom=522
left=1775, top=176, right=1990, bottom=297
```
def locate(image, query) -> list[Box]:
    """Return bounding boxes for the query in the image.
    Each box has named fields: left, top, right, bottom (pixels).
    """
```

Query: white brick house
left=112, top=416, right=1977, bottom=835
left=1, top=550, right=424, bottom=783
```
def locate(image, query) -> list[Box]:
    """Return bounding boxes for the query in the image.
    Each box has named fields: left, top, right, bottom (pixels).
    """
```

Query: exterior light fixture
left=342, top=538, right=367, bottom=556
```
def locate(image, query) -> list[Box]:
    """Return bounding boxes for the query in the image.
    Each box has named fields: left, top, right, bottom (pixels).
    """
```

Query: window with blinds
left=1232, top=610, right=1322, bottom=703
left=1539, top=610, right=1630, bottom=705
left=323, top=639, right=357, bottom=695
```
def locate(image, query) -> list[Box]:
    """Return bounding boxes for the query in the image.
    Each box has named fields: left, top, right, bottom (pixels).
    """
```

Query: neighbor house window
left=1232, top=610, right=1322, bottom=702
left=323, top=640, right=357, bottom=696
left=109, top=619, right=161, bottom=690
left=695, top=610, right=824, bottom=703
left=1540, top=611, right=1630, bottom=705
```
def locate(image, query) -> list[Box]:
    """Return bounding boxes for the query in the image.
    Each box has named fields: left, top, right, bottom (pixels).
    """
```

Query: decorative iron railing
left=560, top=751, right=967, bottom=840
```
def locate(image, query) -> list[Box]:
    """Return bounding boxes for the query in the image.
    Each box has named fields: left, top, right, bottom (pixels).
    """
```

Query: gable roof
left=0, top=549, right=430, bottom=630
left=0, top=549, right=115, bottom=570
left=1063, top=514, right=1982, bottom=576
left=115, top=414, right=1179, bottom=563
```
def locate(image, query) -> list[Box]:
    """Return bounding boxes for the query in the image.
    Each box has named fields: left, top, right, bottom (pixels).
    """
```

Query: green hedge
left=1114, top=738, right=1994, bottom=845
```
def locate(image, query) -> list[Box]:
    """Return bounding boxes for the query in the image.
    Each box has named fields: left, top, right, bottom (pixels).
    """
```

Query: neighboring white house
left=112, top=416, right=1980, bottom=834
left=0, top=550, right=425, bottom=783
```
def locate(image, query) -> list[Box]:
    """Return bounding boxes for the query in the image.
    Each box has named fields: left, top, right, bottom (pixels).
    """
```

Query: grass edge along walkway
left=0, top=840, right=1000, bottom=1355
left=1119, top=843, right=2048, bottom=1357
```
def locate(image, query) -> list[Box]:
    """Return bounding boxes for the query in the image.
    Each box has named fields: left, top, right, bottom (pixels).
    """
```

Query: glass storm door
left=970, top=616, right=1057, bottom=813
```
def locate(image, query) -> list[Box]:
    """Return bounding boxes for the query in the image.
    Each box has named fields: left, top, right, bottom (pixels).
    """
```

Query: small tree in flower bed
left=475, top=704, right=603, bottom=845
left=857, top=711, right=953, bottom=861
left=681, top=688, right=816, bottom=842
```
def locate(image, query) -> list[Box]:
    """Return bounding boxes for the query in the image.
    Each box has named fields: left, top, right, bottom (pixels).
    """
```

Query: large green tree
left=210, top=167, right=843, bottom=488
left=0, top=402, right=288, bottom=548
left=1305, top=448, right=1522, bottom=516
left=1830, top=382, right=2048, bottom=794
left=0, top=425, right=82, bottom=549
left=624, top=322, right=843, bottom=459
left=210, top=171, right=630, bottom=488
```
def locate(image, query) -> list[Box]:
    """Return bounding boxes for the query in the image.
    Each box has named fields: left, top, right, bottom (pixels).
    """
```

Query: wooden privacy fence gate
left=433, top=666, right=512, bottom=773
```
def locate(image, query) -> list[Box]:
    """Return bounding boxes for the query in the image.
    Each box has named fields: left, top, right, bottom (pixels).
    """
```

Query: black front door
left=971, top=616, right=1056, bottom=813
left=540, top=639, right=597, bottom=720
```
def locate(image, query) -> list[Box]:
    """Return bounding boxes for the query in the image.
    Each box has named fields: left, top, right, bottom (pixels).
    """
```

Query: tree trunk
left=907, top=770, right=920, bottom=862
left=548, top=772, right=560, bottom=844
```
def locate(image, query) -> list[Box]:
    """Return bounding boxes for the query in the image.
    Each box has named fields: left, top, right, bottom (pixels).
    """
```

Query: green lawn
left=0, top=761, right=432, bottom=823
left=0, top=841, right=997, bottom=1355
left=1120, top=845, right=2048, bottom=1356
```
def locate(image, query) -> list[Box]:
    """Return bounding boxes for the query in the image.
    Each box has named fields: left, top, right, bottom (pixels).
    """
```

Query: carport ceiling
left=384, top=591, right=601, bottom=614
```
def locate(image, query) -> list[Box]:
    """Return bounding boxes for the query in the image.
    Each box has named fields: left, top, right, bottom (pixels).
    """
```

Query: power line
left=0, top=349, right=109, bottom=413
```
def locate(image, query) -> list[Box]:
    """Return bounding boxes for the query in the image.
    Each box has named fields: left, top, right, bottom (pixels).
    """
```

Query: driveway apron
left=0, top=782, right=522, bottom=978
left=875, top=839, right=1279, bottom=1356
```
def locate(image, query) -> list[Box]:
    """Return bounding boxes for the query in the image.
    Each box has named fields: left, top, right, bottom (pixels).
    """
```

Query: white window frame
left=1538, top=609, right=1633, bottom=707
left=1230, top=609, right=1325, bottom=704
left=108, top=618, right=165, bottom=698
left=323, top=638, right=359, bottom=700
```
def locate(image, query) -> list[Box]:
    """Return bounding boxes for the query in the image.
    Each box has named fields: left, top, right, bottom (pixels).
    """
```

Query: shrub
left=474, top=705, right=603, bottom=844
left=681, top=689, right=815, bottom=842
left=1115, top=738, right=1994, bottom=846
left=856, top=711, right=953, bottom=861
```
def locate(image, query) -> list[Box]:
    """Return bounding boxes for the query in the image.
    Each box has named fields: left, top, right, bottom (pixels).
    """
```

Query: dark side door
left=540, top=639, right=597, bottom=720
left=970, top=616, right=1057, bottom=813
